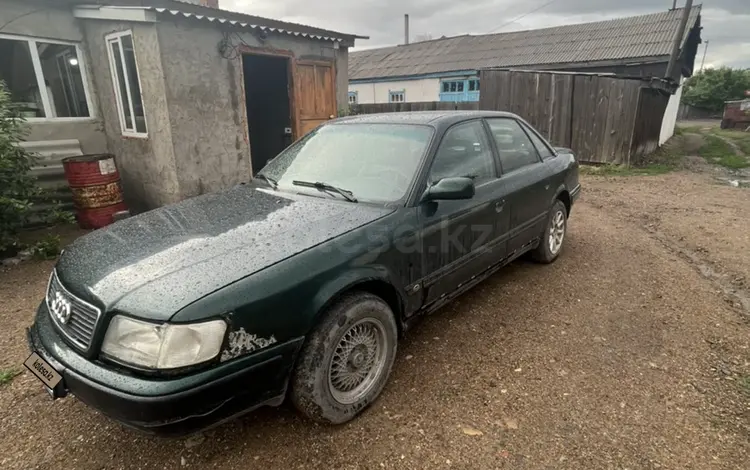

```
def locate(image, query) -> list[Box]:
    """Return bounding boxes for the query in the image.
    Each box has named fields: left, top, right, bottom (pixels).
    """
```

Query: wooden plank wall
left=479, top=69, right=665, bottom=165
left=349, top=101, right=480, bottom=115
left=479, top=70, right=573, bottom=147
left=630, top=89, right=670, bottom=164
left=570, top=75, right=642, bottom=165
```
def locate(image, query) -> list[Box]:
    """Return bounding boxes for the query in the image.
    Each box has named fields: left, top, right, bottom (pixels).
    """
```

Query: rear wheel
left=531, top=199, right=567, bottom=263
left=291, top=292, right=398, bottom=424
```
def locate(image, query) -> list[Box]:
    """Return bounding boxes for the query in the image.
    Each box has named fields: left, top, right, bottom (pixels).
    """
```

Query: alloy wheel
left=548, top=209, right=566, bottom=255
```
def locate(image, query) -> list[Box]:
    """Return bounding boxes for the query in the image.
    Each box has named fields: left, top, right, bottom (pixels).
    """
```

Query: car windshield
left=259, top=123, right=434, bottom=203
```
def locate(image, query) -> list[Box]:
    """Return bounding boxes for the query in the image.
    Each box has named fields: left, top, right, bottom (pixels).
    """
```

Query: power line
left=487, top=0, right=562, bottom=34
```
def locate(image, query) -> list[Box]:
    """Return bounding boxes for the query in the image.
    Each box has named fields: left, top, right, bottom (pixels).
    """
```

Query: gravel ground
left=1, top=171, right=749, bottom=470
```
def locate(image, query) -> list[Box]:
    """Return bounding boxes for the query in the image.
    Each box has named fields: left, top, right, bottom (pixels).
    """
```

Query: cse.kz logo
left=50, top=291, right=72, bottom=324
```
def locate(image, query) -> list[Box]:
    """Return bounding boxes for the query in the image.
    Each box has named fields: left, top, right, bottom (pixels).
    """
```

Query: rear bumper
left=28, top=305, right=302, bottom=436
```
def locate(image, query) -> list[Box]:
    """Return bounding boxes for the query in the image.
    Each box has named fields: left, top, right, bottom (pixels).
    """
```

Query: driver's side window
left=428, top=120, right=495, bottom=185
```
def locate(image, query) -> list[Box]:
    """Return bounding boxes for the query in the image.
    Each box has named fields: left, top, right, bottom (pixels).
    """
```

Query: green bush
left=0, top=81, right=40, bottom=256
left=30, top=234, right=62, bottom=260
left=682, top=67, right=750, bottom=112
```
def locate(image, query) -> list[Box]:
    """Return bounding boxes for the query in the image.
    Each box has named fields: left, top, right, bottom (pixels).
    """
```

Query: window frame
left=439, top=77, right=480, bottom=103
left=388, top=90, right=405, bottom=103
left=519, top=121, right=557, bottom=160
left=0, top=32, right=95, bottom=122
left=424, top=118, right=499, bottom=189
left=484, top=117, right=543, bottom=175
left=105, top=30, right=148, bottom=138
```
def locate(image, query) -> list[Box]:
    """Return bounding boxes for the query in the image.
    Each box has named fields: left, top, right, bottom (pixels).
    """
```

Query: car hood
left=55, top=185, right=392, bottom=320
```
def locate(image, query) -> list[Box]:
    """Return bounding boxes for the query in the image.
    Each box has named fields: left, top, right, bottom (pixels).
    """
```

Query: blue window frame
left=439, top=78, right=480, bottom=102
left=389, top=90, right=405, bottom=103
left=348, top=91, right=358, bottom=105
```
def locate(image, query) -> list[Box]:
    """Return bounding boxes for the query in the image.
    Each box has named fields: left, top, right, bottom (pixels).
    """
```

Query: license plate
left=24, top=352, right=62, bottom=390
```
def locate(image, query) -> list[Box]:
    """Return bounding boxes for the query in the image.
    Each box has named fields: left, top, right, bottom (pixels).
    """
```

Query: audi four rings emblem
left=50, top=291, right=72, bottom=324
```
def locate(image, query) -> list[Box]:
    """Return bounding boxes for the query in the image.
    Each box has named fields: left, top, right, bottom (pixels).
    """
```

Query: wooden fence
left=349, top=102, right=479, bottom=114
left=479, top=69, right=674, bottom=165
left=677, top=103, right=721, bottom=121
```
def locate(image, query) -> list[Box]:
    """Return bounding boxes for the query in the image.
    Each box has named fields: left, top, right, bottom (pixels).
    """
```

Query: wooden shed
left=478, top=69, right=678, bottom=165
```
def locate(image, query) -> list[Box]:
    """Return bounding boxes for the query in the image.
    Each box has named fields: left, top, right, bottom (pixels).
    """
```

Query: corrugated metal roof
left=350, top=6, right=701, bottom=80
left=148, top=7, right=353, bottom=42
left=74, top=0, right=366, bottom=42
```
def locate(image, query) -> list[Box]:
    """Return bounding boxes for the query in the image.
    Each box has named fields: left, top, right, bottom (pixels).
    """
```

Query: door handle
left=495, top=199, right=505, bottom=213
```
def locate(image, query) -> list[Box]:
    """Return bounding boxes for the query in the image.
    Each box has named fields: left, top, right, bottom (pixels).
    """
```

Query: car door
left=417, top=120, right=511, bottom=307
left=486, top=118, right=555, bottom=256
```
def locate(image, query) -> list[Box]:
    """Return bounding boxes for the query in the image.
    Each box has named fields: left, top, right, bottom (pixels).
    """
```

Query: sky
left=220, top=0, right=750, bottom=69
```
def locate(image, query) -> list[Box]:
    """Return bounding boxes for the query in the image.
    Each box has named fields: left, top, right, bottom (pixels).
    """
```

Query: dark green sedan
left=26, top=111, right=580, bottom=435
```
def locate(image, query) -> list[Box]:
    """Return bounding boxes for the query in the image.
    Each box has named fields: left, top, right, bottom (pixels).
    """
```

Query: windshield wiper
left=254, top=173, right=278, bottom=189
left=292, top=180, right=358, bottom=203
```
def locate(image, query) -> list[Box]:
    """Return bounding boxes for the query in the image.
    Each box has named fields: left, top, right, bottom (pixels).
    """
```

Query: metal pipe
left=665, top=0, right=693, bottom=79
left=404, top=14, right=409, bottom=45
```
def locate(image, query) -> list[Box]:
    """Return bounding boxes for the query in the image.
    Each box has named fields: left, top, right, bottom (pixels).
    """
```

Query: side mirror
left=422, top=177, right=475, bottom=202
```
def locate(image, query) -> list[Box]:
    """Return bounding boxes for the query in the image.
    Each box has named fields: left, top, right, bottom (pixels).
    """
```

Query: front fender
left=308, top=265, right=406, bottom=325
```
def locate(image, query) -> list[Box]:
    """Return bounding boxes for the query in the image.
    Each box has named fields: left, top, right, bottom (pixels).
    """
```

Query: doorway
left=242, top=54, right=292, bottom=173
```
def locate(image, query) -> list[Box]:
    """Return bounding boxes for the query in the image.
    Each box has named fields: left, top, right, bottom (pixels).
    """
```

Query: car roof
left=333, top=110, right=520, bottom=127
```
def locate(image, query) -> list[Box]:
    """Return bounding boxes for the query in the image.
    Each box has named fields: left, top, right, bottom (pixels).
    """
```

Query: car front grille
left=46, top=270, right=102, bottom=351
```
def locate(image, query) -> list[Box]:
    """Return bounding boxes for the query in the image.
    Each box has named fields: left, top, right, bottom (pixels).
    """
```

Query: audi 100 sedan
left=26, top=111, right=580, bottom=435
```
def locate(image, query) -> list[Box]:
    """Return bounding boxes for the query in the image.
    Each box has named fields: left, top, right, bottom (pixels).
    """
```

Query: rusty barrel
left=62, top=154, right=128, bottom=229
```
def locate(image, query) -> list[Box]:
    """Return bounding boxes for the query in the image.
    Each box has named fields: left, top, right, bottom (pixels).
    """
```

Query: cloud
left=221, top=0, right=750, bottom=68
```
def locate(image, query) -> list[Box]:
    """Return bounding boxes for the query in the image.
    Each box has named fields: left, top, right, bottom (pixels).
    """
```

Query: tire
left=531, top=199, right=568, bottom=264
left=291, top=291, right=398, bottom=424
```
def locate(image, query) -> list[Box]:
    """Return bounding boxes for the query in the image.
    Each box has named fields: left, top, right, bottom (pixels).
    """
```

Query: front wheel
left=291, top=292, right=398, bottom=424
left=531, top=199, right=567, bottom=263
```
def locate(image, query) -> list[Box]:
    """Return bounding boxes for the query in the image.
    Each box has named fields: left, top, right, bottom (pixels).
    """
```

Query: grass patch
left=741, top=376, right=750, bottom=396
left=581, top=139, right=682, bottom=177
left=699, top=135, right=750, bottom=169
left=0, top=369, right=20, bottom=386
left=711, top=129, right=750, bottom=155
left=675, top=125, right=704, bottom=135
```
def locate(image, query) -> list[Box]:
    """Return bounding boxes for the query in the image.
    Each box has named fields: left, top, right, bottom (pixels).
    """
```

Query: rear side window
left=486, top=118, right=540, bottom=174
left=428, top=120, right=495, bottom=184
left=522, top=123, right=555, bottom=159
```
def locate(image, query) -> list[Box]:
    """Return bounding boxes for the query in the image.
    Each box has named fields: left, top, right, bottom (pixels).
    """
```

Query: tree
left=0, top=81, right=39, bottom=255
left=681, top=67, right=750, bottom=112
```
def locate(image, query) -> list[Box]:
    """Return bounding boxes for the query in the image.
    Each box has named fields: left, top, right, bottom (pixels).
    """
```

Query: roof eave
left=73, top=3, right=366, bottom=44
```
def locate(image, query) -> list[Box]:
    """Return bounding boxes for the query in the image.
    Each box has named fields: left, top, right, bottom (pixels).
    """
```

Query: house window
left=106, top=31, right=147, bottom=136
left=389, top=90, right=405, bottom=103
left=440, top=78, right=480, bottom=102
left=0, top=33, right=92, bottom=119
left=348, top=91, right=358, bottom=105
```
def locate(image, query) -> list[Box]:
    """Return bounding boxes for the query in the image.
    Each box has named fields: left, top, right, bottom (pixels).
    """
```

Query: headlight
left=101, top=316, right=227, bottom=369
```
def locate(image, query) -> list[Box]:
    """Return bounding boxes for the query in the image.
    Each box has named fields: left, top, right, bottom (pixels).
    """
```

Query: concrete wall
left=82, top=20, right=180, bottom=211
left=660, top=81, right=683, bottom=146
left=156, top=18, right=347, bottom=198
left=349, top=77, right=440, bottom=104
left=2, top=0, right=108, bottom=154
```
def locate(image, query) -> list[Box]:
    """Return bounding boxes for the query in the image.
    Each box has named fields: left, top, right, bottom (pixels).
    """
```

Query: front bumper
left=28, top=305, right=302, bottom=436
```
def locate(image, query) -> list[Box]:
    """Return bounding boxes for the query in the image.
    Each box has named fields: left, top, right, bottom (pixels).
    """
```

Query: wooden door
left=294, top=60, right=336, bottom=137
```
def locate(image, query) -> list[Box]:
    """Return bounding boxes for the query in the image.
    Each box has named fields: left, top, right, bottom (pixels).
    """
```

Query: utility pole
left=671, top=0, right=677, bottom=10
left=404, top=14, right=410, bottom=45
left=700, top=39, right=709, bottom=71
left=665, top=0, right=693, bottom=80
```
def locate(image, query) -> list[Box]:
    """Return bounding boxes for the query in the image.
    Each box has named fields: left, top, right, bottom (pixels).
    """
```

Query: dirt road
left=1, top=171, right=748, bottom=469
